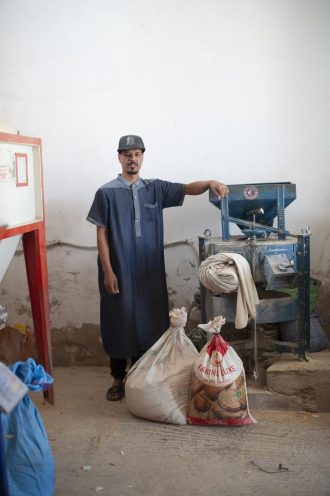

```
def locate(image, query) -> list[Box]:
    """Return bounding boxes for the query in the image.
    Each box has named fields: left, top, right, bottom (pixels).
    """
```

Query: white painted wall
left=0, top=0, right=329, bottom=332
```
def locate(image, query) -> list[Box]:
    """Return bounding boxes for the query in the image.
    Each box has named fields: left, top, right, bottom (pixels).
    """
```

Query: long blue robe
left=87, top=175, right=185, bottom=358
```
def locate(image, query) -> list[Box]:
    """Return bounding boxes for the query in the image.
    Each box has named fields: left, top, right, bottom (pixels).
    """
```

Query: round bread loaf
left=193, top=391, right=212, bottom=412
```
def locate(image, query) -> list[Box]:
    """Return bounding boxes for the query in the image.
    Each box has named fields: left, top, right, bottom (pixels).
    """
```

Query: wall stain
left=17, top=304, right=32, bottom=317
left=51, top=323, right=108, bottom=365
left=176, top=259, right=196, bottom=279
left=50, top=297, right=61, bottom=312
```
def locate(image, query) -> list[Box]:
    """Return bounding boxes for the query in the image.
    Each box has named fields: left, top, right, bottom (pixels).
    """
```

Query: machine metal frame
left=199, top=182, right=310, bottom=362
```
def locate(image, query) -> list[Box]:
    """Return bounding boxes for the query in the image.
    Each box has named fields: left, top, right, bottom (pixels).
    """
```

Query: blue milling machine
left=199, top=182, right=310, bottom=376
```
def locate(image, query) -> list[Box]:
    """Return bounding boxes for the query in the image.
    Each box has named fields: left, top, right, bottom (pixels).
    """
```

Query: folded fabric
left=199, top=252, right=259, bottom=328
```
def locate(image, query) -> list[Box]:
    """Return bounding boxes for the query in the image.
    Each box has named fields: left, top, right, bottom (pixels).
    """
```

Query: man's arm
left=96, top=226, right=119, bottom=294
left=184, top=180, right=229, bottom=199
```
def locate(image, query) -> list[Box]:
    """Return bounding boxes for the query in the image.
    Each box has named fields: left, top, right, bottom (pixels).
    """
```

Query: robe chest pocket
left=144, top=202, right=159, bottom=221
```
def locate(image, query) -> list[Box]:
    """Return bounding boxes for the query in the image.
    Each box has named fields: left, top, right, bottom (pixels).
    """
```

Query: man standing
left=87, top=135, right=228, bottom=401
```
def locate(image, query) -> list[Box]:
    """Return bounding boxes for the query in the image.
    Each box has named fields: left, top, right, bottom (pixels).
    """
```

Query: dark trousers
left=110, top=354, right=143, bottom=380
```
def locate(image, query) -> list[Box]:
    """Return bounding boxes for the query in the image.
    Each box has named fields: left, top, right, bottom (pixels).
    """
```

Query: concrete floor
left=34, top=366, right=330, bottom=496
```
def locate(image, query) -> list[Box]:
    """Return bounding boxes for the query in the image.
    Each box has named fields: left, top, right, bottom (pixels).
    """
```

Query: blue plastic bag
left=1, top=358, right=55, bottom=496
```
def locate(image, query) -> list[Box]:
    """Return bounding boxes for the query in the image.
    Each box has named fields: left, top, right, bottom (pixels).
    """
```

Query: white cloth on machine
left=199, top=252, right=259, bottom=329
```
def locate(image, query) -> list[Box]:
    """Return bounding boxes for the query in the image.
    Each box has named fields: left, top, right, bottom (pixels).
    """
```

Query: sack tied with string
left=125, top=307, right=198, bottom=425
left=187, top=316, right=256, bottom=426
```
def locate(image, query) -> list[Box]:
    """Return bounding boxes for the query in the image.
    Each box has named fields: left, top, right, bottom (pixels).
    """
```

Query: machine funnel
left=210, top=182, right=296, bottom=239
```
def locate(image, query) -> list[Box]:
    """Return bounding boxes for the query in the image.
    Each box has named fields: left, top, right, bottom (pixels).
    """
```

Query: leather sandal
left=106, top=384, right=125, bottom=401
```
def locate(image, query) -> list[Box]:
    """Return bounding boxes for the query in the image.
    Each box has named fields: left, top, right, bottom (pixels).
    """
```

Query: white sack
left=187, top=316, right=256, bottom=426
left=195, top=316, right=243, bottom=387
left=125, top=307, right=198, bottom=425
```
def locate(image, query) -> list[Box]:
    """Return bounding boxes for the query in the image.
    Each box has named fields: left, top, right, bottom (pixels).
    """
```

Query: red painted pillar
left=22, top=225, right=54, bottom=404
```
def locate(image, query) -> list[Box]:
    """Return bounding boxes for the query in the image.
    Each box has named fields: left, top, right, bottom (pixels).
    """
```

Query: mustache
left=128, top=161, right=138, bottom=166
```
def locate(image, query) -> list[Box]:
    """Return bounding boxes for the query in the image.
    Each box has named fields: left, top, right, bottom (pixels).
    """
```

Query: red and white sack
left=125, top=308, right=198, bottom=425
left=187, top=316, right=256, bottom=426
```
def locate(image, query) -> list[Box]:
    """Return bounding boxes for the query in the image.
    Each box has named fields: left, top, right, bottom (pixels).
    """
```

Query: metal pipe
left=223, top=215, right=291, bottom=236
left=297, top=234, right=310, bottom=360
left=252, top=318, right=258, bottom=380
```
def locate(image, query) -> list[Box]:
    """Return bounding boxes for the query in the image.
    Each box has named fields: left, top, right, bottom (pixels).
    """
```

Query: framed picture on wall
left=15, top=152, right=28, bottom=187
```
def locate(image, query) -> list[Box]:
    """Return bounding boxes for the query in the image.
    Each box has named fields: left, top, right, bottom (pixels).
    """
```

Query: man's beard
left=127, top=162, right=138, bottom=175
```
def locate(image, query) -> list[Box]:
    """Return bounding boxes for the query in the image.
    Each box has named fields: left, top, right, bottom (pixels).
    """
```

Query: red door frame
left=0, top=132, right=54, bottom=404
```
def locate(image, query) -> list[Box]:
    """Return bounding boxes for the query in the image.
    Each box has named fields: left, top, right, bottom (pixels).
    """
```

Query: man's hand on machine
left=209, top=181, right=229, bottom=199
